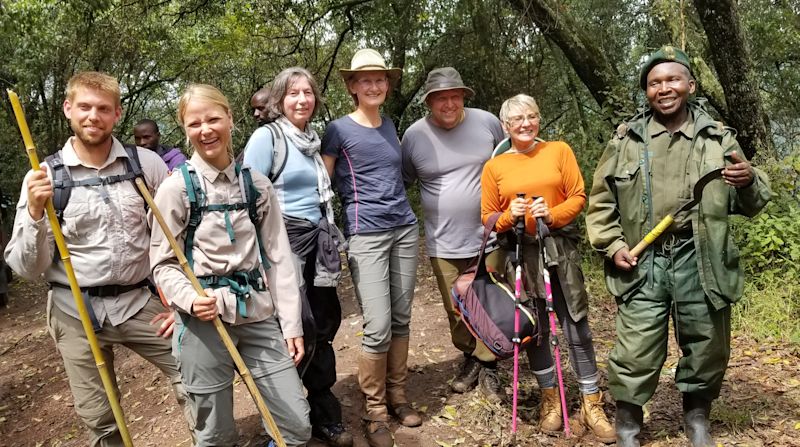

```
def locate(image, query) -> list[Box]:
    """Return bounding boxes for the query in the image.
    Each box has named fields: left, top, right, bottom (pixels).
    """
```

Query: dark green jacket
left=586, top=99, right=772, bottom=310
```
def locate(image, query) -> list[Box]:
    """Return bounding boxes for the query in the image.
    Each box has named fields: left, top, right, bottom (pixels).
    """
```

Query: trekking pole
left=535, top=216, right=571, bottom=437
left=6, top=90, right=134, bottom=447
left=134, top=178, right=287, bottom=447
left=511, top=193, right=525, bottom=442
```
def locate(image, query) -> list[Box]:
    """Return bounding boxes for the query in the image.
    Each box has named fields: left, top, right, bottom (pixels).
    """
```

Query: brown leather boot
left=539, top=387, right=563, bottom=433
left=580, top=391, right=615, bottom=443
left=358, top=351, right=393, bottom=447
left=386, top=337, right=422, bottom=427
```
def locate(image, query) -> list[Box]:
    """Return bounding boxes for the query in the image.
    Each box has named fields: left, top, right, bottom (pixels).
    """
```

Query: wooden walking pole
left=134, top=178, right=287, bottom=447
left=6, top=90, right=134, bottom=447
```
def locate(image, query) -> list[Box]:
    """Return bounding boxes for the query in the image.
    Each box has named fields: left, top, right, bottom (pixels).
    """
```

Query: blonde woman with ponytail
left=150, top=84, right=311, bottom=446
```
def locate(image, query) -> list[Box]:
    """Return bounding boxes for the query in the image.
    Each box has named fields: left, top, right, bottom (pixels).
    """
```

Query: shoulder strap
left=476, top=212, right=503, bottom=275
left=122, top=144, right=149, bottom=211
left=266, top=123, right=288, bottom=183
left=239, top=165, right=271, bottom=271
left=179, top=163, right=205, bottom=269
left=122, top=144, right=144, bottom=179
left=45, top=150, right=70, bottom=223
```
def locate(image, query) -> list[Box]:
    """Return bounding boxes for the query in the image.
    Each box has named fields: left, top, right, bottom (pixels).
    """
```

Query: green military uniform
left=586, top=99, right=772, bottom=406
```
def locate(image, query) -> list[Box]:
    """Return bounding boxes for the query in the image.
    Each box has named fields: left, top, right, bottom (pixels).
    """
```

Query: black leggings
left=525, top=274, right=600, bottom=394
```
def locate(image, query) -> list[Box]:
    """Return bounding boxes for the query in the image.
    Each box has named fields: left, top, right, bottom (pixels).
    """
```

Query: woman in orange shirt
left=480, top=94, right=614, bottom=443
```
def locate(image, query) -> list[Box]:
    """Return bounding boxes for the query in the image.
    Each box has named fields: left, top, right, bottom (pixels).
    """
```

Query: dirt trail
left=1, top=245, right=799, bottom=446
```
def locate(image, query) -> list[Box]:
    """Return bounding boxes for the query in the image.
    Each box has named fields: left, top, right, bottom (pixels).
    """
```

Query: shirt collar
left=189, top=152, right=237, bottom=183
left=60, top=136, right=128, bottom=169
left=648, top=110, right=695, bottom=139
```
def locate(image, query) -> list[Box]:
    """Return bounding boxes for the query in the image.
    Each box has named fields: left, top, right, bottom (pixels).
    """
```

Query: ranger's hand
left=286, top=337, right=305, bottom=366
left=192, top=289, right=218, bottom=321
left=27, top=166, right=52, bottom=220
left=723, top=151, right=754, bottom=188
left=613, top=247, right=637, bottom=271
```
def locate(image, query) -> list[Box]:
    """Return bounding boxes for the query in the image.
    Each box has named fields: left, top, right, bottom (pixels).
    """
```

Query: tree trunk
left=693, top=0, right=773, bottom=159
left=505, top=0, right=634, bottom=120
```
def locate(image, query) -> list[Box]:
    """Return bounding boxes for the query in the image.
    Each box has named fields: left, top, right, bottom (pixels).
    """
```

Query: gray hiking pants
left=347, top=224, right=419, bottom=353
left=173, top=314, right=311, bottom=446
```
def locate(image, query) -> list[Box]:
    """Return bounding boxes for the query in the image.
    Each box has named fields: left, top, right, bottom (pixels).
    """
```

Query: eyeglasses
left=356, top=78, right=388, bottom=88
left=506, top=113, right=540, bottom=127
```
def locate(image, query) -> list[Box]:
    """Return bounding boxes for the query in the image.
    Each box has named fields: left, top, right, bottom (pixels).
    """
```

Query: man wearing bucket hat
left=322, top=49, right=419, bottom=447
left=586, top=46, right=772, bottom=446
left=400, top=67, right=506, bottom=401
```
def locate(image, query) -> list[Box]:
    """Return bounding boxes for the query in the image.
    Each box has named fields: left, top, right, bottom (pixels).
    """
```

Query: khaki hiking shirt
left=150, top=154, right=302, bottom=338
left=4, top=137, right=169, bottom=325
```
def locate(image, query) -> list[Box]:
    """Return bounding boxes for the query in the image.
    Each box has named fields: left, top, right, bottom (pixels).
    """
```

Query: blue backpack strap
left=239, top=165, right=271, bottom=272
left=179, top=163, right=205, bottom=269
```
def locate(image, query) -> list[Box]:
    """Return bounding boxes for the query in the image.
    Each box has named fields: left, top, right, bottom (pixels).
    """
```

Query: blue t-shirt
left=322, top=115, right=416, bottom=237
left=243, top=126, right=322, bottom=223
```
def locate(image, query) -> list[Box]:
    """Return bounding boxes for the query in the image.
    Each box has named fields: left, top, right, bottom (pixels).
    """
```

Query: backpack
left=451, top=213, right=539, bottom=360
left=235, top=122, right=288, bottom=183
left=179, top=162, right=270, bottom=318
left=46, top=144, right=146, bottom=223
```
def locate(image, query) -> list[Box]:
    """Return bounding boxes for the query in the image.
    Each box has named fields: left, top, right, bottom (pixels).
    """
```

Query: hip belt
left=49, top=279, right=150, bottom=297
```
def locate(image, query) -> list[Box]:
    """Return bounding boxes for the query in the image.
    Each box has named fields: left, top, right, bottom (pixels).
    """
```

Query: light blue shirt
left=243, top=126, right=322, bottom=223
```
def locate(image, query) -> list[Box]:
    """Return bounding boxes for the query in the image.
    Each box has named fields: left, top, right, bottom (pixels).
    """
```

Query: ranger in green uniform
left=586, top=46, right=772, bottom=447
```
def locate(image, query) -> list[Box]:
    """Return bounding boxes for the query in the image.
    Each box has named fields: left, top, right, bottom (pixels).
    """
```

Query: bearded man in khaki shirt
left=4, top=72, right=194, bottom=446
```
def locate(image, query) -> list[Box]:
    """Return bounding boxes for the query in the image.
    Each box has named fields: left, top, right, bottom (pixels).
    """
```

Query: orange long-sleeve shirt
left=481, top=140, right=586, bottom=235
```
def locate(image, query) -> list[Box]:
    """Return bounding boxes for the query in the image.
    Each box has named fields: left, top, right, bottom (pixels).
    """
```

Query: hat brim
left=639, top=60, right=693, bottom=90
left=419, top=86, right=475, bottom=104
left=340, top=67, right=402, bottom=83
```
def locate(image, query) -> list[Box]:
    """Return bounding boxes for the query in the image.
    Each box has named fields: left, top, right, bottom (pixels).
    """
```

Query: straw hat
left=340, top=49, right=402, bottom=83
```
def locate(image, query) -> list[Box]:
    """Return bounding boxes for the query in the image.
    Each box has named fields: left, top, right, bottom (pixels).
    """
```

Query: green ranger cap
left=639, top=45, right=693, bottom=89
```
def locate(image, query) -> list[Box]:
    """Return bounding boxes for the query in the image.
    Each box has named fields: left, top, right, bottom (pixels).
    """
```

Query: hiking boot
left=683, top=394, right=714, bottom=447
left=389, top=403, right=422, bottom=427
left=579, top=391, right=615, bottom=443
left=478, top=366, right=504, bottom=402
left=358, top=350, right=389, bottom=421
left=386, top=337, right=422, bottom=427
left=313, top=422, right=354, bottom=447
left=364, top=420, right=394, bottom=447
left=451, top=356, right=481, bottom=393
left=615, top=401, right=643, bottom=447
left=538, top=387, right=563, bottom=433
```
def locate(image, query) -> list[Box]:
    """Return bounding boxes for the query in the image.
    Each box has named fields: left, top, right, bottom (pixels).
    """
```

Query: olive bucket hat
left=639, top=45, right=693, bottom=89
left=419, top=67, right=475, bottom=103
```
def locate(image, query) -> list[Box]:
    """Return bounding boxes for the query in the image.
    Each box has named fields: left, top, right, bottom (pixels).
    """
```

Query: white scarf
left=276, top=116, right=336, bottom=223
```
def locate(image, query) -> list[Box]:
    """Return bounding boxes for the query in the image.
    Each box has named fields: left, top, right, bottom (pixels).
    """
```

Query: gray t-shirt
left=401, top=108, right=504, bottom=258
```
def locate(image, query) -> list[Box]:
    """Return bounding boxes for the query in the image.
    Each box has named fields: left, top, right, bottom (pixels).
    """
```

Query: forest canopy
left=1, top=0, right=798, bottom=338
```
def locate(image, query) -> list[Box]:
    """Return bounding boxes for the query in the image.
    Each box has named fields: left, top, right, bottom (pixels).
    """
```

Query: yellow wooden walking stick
left=629, top=168, right=724, bottom=258
left=133, top=178, right=287, bottom=447
left=6, top=90, right=134, bottom=447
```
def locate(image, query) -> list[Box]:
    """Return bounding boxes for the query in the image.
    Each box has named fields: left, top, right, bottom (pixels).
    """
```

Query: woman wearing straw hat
left=322, top=49, right=420, bottom=447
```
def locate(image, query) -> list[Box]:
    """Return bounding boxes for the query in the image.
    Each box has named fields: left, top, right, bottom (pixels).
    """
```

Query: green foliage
left=732, top=156, right=800, bottom=341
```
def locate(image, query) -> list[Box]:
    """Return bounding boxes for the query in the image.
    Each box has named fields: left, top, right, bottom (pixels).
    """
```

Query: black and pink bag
left=451, top=213, right=539, bottom=360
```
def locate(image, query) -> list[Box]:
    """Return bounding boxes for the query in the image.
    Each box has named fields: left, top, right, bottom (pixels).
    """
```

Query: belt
left=656, top=228, right=694, bottom=254
left=49, top=279, right=150, bottom=297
